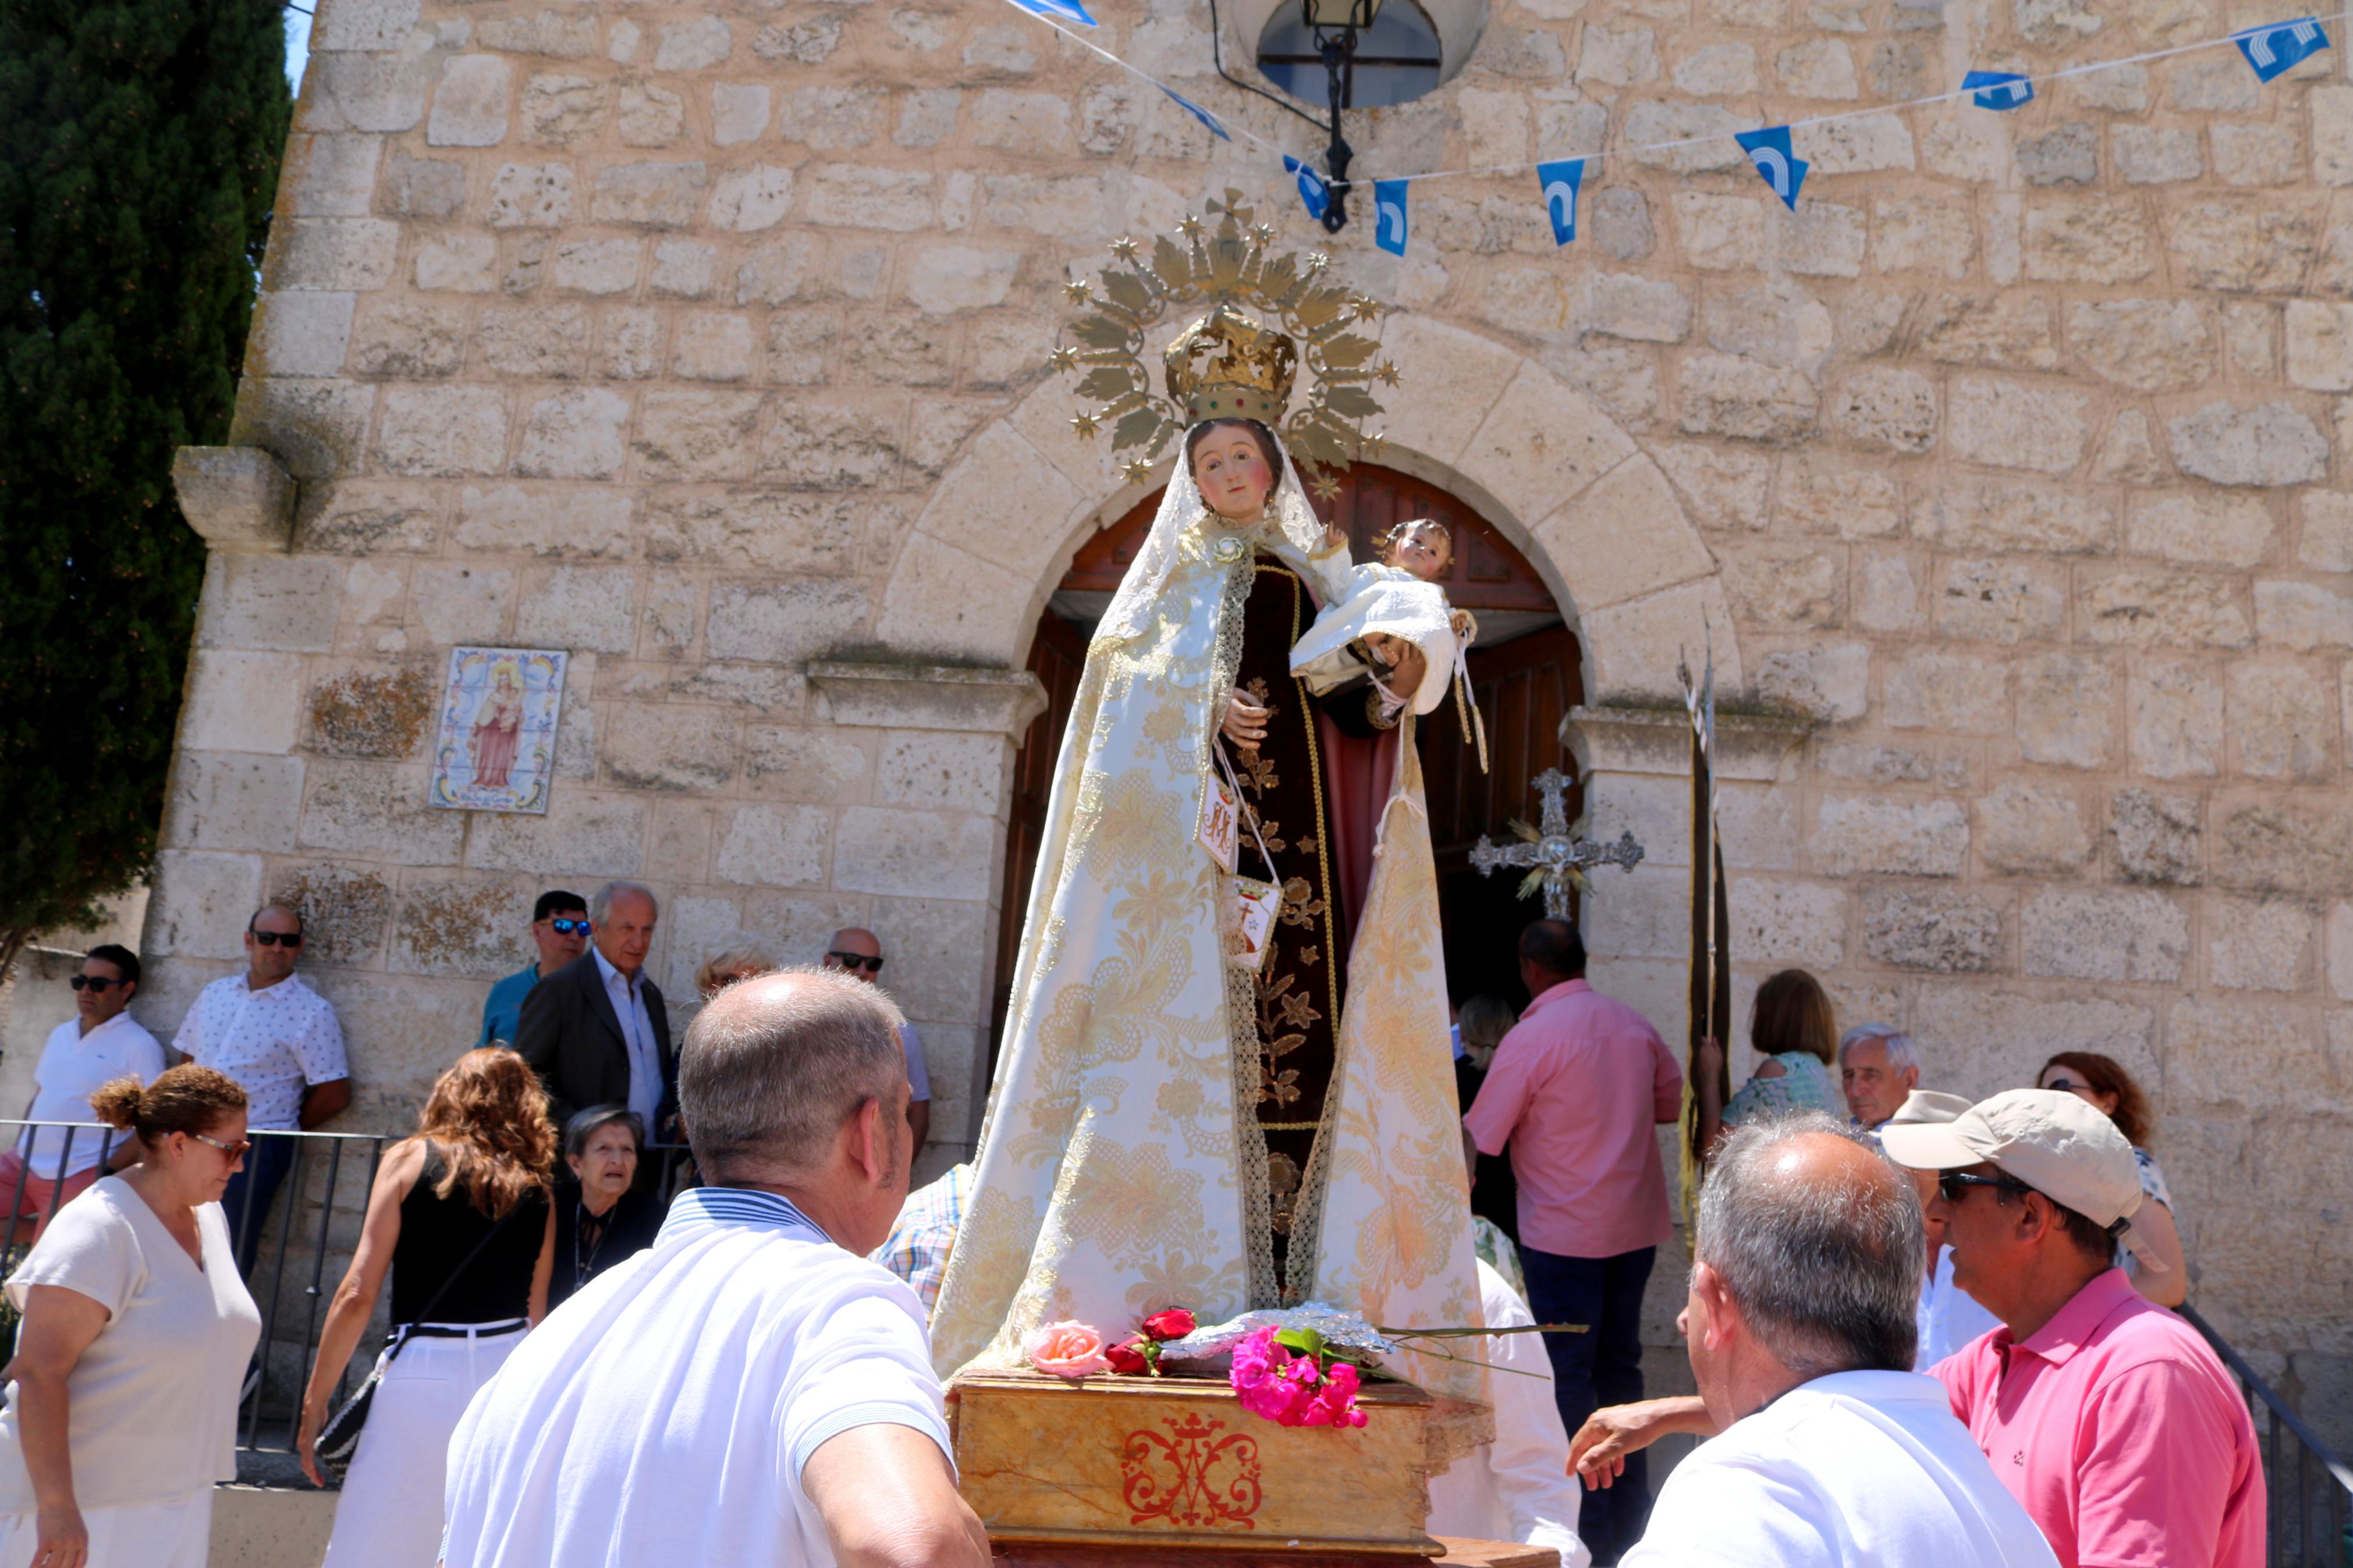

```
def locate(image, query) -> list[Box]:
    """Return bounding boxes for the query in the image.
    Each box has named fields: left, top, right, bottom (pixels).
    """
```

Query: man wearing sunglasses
left=0, top=945, right=164, bottom=1243
left=480, top=890, right=591, bottom=1050
left=171, top=902, right=352, bottom=1271
left=822, top=929, right=931, bottom=1152
left=1877, top=1090, right=2263, bottom=1568
left=1576, top=1092, right=2265, bottom=1568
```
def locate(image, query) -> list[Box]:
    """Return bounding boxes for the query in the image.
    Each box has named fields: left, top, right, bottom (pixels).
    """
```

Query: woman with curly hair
left=298, top=1049, right=556, bottom=1566
left=0, top=1065, right=258, bottom=1568
left=2038, top=1051, right=2190, bottom=1307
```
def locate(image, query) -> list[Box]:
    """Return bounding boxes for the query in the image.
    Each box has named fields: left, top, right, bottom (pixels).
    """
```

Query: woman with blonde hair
left=1694, top=968, right=1844, bottom=1151
left=692, top=947, right=772, bottom=1001
left=297, top=1049, right=555, bottom=1567
left=0, top=1066, right=259, bottom=1568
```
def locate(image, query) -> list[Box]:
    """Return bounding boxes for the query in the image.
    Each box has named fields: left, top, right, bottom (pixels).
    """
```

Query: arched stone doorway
left=985, top=462, right=1584, bottom=1081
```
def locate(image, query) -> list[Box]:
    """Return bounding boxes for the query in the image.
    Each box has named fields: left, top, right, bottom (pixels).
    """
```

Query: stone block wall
left=140, top=0, right=2352, bottom=1403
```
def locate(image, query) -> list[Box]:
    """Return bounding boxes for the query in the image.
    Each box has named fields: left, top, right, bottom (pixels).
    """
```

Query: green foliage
left=0, top=0, right=289, bottom=969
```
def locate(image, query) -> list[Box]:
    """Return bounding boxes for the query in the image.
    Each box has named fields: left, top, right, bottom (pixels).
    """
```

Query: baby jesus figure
left=1289, top=517, right=1478, bottom=733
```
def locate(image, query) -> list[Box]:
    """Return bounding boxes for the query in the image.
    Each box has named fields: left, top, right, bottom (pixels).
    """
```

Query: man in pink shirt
left=1463, top=919, right=1681, bottom=1564
left=1882, top=1090, right=2264, bottom=1568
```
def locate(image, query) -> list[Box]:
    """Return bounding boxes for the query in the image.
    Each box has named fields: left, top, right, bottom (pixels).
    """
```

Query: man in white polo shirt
left=1612, top=1115, right=2057, bottom=1567
left=0, top=945, right=164, bottom=1242
left=172, top=902, right=350, bottom=1270
left=443, top=967, right=989, bottom=1568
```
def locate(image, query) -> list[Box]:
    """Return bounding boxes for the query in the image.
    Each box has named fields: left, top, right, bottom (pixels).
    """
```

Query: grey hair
left=1839, top=1022, right=1922, bottom=1077
left=588, top=881, right=659, bottom=925
left=1693, top=1112, right=1923, bottom=1377
left=679, top=965, right=906, bottom=1183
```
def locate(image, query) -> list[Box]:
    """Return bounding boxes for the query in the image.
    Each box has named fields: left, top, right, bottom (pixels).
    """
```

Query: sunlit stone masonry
left=155, top=0, right=2350, bottom=1430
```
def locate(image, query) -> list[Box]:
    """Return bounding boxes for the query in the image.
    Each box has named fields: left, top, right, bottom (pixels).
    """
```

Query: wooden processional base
left=949, top=1370, right=1558, bottom=1568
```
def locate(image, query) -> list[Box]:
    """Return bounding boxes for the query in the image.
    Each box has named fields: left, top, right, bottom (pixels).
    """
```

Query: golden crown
left=1050, top=191, right=1399, bottom=495
left=1166, top=304, right=1297, bottom=425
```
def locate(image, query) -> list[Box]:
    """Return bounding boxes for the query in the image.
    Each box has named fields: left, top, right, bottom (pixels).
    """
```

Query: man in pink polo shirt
left=1882, top=1090, right=2265, bottom=1568
left=1464, top=919, right=1681, bottom=1565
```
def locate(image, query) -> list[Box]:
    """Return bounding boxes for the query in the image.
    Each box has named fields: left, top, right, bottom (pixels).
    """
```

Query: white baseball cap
left=1880, top=1088, right=2144, bottom=1231
left=1886, top=1089, right=1975, bottom=1126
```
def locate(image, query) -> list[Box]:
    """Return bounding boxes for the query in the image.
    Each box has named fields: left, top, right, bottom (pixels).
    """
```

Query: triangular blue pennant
left=1373, top=179, right=1410, bottom=255
left=1535, top=158, right=1584, bottom=246
left=1961, top=69, right=2034, bottom=109
left=1159, top=86, right=1229, bottom=140
left=1284, top=156, right=1330, bottom=222
left=1733, top=125, right=1809, bottom=211
left=1006, top=0, right=1098, bottom=24
left=2234, top=16, right=2329, bottom=80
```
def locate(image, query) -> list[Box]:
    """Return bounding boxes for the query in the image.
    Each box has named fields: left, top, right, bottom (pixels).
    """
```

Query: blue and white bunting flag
left=2234, top=16, right=2329, bottom=80
left=1961, top=69, right=2034, bottom=109
left=1006, top=0, right=1098, bottom=24
left=1535, top=158, right=1585, bottom=246
left=1374, top=179, right=1410, bottom=255
left=1734, top=125, right=1809, bottom=211
left=1284, top=156, right=1330, bottom=222
left=1159, top=86, right=1230, bottom=140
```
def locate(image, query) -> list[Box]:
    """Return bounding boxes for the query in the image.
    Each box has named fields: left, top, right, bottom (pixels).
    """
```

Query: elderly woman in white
left=0, top=1065, right=261, bottom=1568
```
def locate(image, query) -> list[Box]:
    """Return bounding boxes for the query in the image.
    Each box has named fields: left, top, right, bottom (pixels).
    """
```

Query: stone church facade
left=150, top=0, right=2347, bottom=1413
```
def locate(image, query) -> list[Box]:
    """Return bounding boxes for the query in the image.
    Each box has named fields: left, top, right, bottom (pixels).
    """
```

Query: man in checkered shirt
left=871, top=1162, right=971, bottom=1314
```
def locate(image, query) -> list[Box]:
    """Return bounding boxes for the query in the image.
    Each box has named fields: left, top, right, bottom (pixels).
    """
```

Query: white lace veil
left=1095, top=422, right=1329, bottom=643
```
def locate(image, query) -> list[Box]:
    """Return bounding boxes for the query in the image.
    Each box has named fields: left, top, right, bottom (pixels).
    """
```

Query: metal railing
left=0, top=1122, right=698, bottom=1461
left=2182, top=1305, right=2353, bottom=1568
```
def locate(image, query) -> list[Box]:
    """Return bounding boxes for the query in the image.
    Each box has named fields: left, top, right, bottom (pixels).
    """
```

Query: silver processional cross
left=1468, top=768, right=1646, bottom=920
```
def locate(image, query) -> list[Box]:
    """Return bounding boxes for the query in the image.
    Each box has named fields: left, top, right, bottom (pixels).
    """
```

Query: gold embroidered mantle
left=929, top=513, right=1484, bottom=1420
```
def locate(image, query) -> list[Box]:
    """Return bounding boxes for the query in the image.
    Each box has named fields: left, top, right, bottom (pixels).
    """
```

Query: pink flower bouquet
left=1229, top=1325, right=1368, bottom=1428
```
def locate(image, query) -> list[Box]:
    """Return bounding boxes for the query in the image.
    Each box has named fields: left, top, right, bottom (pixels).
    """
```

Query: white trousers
left=322, top=1325, right=525, bottom=1568
left=0, top=1488, right=211, bottom=1568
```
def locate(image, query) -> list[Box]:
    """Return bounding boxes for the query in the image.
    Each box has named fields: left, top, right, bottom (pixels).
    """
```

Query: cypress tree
left=0, top=0, right=290, bottom=973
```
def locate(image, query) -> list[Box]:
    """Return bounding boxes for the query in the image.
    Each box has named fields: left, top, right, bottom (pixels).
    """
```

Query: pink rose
left=1025, top=1320, right=1110, bottom=1378
left=1141, top=1308, right=1197, bottom=1342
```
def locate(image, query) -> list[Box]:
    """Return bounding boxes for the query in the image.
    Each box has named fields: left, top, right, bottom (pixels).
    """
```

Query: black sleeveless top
left=390, top=1142, right=549, bottom=1326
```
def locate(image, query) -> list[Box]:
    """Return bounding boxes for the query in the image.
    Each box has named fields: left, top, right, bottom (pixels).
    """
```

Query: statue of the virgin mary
left=930, top=204, right=1482, bottom=1416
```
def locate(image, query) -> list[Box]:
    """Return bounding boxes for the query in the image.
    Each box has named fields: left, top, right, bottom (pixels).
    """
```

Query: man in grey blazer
left=517, top=881, right=676, bottom=1138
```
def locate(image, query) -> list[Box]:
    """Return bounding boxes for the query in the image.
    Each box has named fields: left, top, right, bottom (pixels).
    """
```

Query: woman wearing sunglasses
left=2036, top=1053, right=2189, bottom=1307
left=0, top=1065, right=261, bottom=1568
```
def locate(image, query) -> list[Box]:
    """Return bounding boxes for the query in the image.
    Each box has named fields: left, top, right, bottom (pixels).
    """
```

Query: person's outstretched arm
left=805, top=1424, right=991, bottom=1568
left=1568, top=1397, right=1716, bottom=1489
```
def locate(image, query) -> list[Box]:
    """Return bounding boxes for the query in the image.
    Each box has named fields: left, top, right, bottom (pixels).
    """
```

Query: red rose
left=1105, top=1342, right=1151, bottom=1375
left=1141, top=1308, right=1197, bottom=1342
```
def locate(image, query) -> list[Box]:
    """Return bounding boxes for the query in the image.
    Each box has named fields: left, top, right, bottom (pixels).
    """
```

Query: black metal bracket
left=1204, top=0, right=1353, bottom=232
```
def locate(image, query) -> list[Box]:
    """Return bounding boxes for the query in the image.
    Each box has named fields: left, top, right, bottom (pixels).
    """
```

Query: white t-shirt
left=172, top=973, right=347, bottom=1132
left=20, top=1015, right=165, bottom=1177
left=442, top=1186, right=952, bottom=1568
left=0, top=1180, right=260, bottom=1511
left=1427, top=1260, right=1589, bottom=1566
left=1620, top=1370, right=2060, bottom=1568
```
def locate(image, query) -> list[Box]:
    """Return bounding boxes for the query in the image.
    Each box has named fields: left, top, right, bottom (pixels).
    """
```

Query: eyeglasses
left=190, top=1132, right=252, bottom=1160
left=2042, top=1077, right=2088, bottom=1094
left=250, top=930, right=303, bottom=947
left=1937, top=1171, right=2036, bottom=1204
left=547, top=918, right=592, bottom=936
left=69, top=975, right=123, bottom=992
left=825, top=951, right=885, bottom=973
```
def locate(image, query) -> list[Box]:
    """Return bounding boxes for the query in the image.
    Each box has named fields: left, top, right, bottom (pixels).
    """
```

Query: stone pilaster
left=807, top=661, right=1045, bottom=1168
